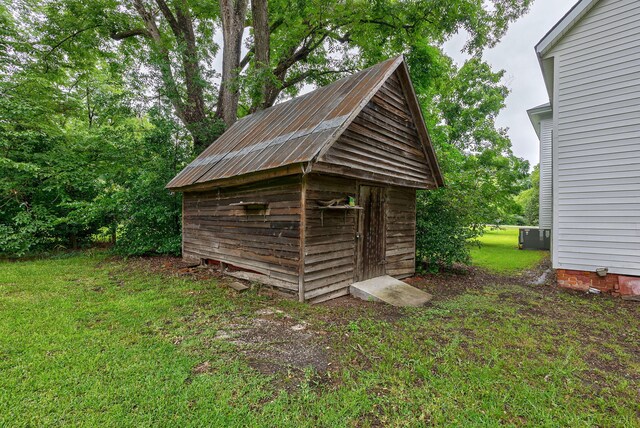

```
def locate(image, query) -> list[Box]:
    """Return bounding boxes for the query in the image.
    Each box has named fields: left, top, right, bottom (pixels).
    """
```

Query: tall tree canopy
left=1, top=0, right=532, bottom=260
left=10, top=0, right=530, bottom=150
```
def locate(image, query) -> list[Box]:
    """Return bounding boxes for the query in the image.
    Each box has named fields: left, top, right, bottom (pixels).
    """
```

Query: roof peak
left=535, top=0, right=599, bottom=56
left=166, top=55, right=443, bottom=191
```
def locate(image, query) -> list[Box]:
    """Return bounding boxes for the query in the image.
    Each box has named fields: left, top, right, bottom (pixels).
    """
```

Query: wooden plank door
left=357, top=186, right=386, bottom=281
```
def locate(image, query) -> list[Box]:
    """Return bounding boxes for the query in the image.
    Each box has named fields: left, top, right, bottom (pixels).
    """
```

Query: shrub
left=415, top=188, right=480, bottom=271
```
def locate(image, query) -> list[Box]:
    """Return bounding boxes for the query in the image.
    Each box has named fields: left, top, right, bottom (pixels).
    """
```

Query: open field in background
left=471, top=226, right=547, bottom=274
left=1, top=251, right=638, bottom=427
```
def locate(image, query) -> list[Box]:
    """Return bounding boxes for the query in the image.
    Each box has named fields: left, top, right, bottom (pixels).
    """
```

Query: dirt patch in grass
left=319, top=296, right=405, bottom=324
left=218, top=307, right=329, bottom=375
left=115, top=255, right=224, bottom=282
left=119, top=254, right=640, bottom=397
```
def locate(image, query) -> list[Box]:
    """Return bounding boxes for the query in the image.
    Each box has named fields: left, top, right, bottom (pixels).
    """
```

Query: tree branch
left=240, top=17, right=284, bottom=70
left=281, top=68, right=352, bottom=90
left=110, top=28, right=150, bottom=40
left=132, top=0, right=185, bottom=120
left=42, top=25, right=102, bottom=62
left=154, top=0, right=183, bottom=38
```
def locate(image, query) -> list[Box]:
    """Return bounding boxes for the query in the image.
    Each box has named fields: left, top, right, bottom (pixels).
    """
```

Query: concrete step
left=350, top=275, right=432, bottom=307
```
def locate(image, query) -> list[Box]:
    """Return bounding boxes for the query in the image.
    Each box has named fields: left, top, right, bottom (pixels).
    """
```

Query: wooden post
left=298, top=175, right=307, bottom=302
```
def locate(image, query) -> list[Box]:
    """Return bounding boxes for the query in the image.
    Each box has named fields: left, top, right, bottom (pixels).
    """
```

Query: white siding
left=547, top=0, right=640, bottom=276
left=539, top=118, right=553, bottom=229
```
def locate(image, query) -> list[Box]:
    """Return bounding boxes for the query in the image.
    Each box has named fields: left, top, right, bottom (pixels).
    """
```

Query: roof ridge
left=167, top=55, right=432, bottom=190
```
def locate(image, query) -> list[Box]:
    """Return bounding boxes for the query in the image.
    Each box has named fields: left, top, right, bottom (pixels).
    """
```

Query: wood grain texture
left=317, top=71, right=437, bottom=189
left=385, top=187, right=416, bottom=279
left=182, top=175, right=302, bottom=287
left=178, top=63, right=436, bottom=301
left=303, top=174, right=357, bottom=301
left=357, top=186, right=385, bottom=281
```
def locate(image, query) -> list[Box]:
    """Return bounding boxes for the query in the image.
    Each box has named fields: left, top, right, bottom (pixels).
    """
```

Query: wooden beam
left=225, top=270, right=298, bottom=291
left=298, top=174, right=307, bottom=302
left=168, top=163, right=304, bottom=192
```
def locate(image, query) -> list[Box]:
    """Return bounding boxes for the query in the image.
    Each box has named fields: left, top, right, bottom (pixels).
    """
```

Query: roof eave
left=166, top=163, right=305, bottom=192
left=527, top=103, right=553, bottom=138
left=535, top=0, right=599, bottom=57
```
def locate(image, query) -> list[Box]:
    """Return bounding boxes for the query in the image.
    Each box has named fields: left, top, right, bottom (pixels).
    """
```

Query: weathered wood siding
left=303, top=174, right=358, bottom=303
left=182, top=176, right=302, bottom=289
left=385, top=187, right=416, bottom=279
left=357, top=186, right=386, bottom=281
left=539, top=118, right=553, bottom=229
left=315, top=71, right=436, bottom=189
left=302, top=174, right=417, bottom=302
left=547, top=0, right=640, bottom=276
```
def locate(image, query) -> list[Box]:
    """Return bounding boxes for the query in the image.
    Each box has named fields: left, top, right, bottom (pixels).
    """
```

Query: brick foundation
left=556, top=269, right=640, bottom=299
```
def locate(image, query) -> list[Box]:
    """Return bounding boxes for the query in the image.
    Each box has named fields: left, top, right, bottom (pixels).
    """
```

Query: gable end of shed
left=313, top=69, right=440, bottom=189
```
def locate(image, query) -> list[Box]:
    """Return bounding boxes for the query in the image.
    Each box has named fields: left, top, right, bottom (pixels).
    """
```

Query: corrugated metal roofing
left=167, top=57, right=402, bottom=190
left=167, top=55, right=442, bottom=190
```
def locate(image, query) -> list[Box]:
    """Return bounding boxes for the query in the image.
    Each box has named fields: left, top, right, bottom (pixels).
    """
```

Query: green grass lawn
left=1, top=253, right=638, bottom=426
left=471, top=227, right=547, bottom=274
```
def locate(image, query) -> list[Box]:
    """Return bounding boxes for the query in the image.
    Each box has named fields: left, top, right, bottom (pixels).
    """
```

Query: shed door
left=357, top=186, right=386, bottom=281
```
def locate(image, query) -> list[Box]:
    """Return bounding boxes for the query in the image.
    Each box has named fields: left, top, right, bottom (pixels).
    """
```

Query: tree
left=15, top=0, right=532, bottom=153
left=408, top=46, right=530, bottom=268
left=516, top=164, right=540, bottom=226
left=1, top=0, right=533, bottom=260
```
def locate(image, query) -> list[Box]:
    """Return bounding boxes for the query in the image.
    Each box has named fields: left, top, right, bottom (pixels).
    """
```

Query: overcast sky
left=443, top=0, right=577, bottom=165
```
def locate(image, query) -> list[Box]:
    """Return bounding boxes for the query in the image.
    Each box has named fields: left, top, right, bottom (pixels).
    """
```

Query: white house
left=528, top=0, right=640, bottom=298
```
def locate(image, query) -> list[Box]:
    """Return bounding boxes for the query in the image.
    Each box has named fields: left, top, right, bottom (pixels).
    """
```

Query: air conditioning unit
left=519, top=227, right=550, bottom=250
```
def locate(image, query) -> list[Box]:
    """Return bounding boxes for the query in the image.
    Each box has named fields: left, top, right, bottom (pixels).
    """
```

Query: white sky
left=443, top=0, right=577, bottom=165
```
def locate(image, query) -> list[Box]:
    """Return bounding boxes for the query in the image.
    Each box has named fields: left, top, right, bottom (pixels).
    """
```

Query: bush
left=114, top=171, right=183, bottom=256
left=0, top=206, right=56, bottom=256
left=415, top=188, right=480, bottom=272
left=112, top=113, right=190, bottom=256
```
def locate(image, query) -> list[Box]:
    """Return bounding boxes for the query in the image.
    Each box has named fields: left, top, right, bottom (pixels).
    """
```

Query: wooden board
left=357, top=185, right=386, bottom=281
left=182, top=175, right=303, bottom=290
left=316, top=70, right=438, bottom=189
left=302, top=174, right=357, bottom=300
left=385, top=187, right=416, bottom=278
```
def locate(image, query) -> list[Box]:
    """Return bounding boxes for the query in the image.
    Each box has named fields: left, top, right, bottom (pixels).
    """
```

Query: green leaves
left=1, top=0, right=533, bottom=259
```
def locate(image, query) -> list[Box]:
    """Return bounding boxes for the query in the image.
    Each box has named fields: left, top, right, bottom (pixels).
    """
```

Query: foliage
left=2, top=0, right=532, bottom=260
left=0, top=17, right=189, bottom=256
left=515, top=164, right=540, bottom=226
left=1, top=254, right=638, bottom=425
left=416, top=188, right=477, bottom=270
left=6, top=0, right=532, bottom=148
left=470, top=227, right=546, bottom=273
left=409, top=47, right=530, bottom=268
left=113, top=112, right=188, bottom=256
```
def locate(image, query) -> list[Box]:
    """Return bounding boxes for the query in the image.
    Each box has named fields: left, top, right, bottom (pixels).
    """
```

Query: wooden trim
left=181, top=196, right=185, bottom=258
left=298, top=174, right=307, bottom=302
left=225, top=270, right=298, bottom=291
left=355, top=183, right=364, bottom=282
left=396, top=61, right=445, bottom=187
left=168, top=163, right=305, bottom=192
left=311, top=162, right=434, bottom=189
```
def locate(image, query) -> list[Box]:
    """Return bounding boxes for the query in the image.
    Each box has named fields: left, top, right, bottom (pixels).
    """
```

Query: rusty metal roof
left=167, top=56, right=440, bottom=190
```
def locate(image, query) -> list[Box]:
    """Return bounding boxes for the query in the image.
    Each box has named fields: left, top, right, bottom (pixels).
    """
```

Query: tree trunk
left=249, top=0, right=270, bottom=112
left=216, top=0, right=248, bottom=127
left=128, top=0, right=218, bottom=154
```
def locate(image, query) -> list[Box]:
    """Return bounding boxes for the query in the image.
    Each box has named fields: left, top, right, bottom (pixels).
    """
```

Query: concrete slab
left=350, top=275, right=432, bottom=307
left=227, top=281, right=250, bottom=292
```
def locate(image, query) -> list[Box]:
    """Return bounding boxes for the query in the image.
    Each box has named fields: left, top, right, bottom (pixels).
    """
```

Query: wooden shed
left=166, top=56, right=444, bottom=303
